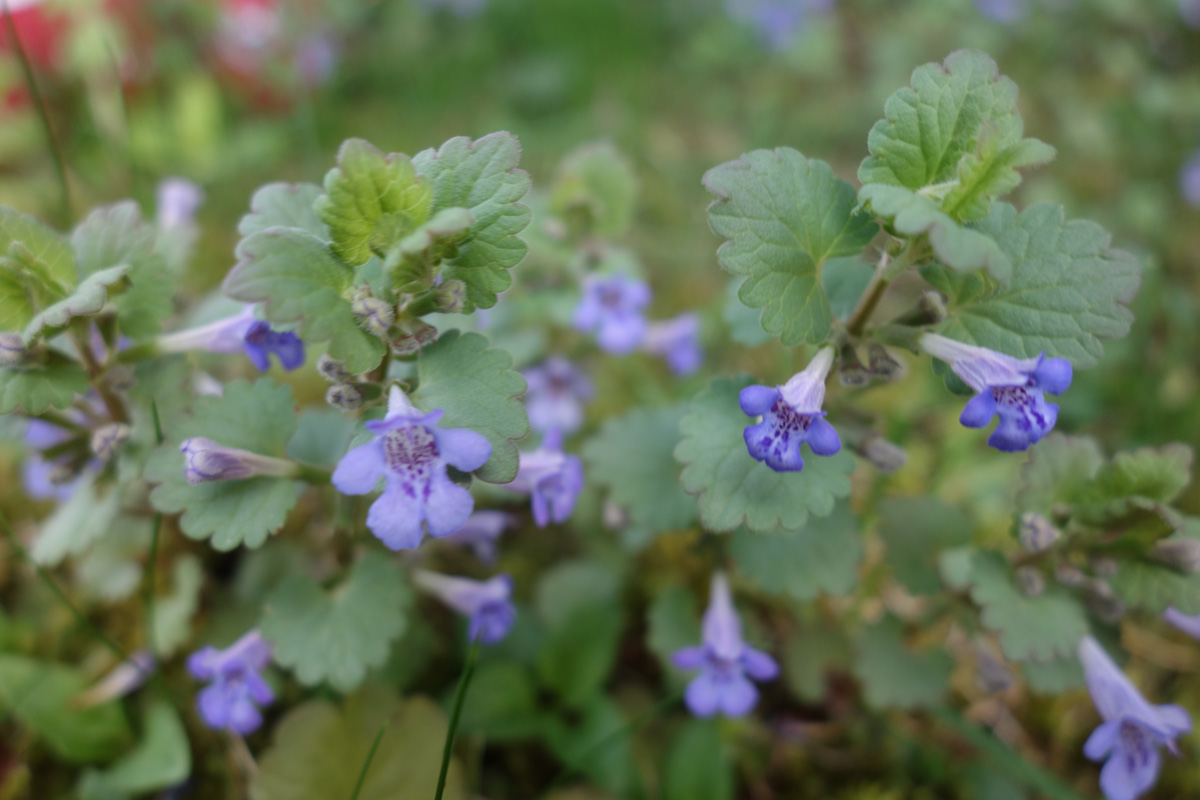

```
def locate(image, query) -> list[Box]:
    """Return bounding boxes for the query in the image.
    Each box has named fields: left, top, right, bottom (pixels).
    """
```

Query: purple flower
left=1079, top=636, right=1192, bottom=800
left=522, top=356, right=593, bottom=436
left=671, top=573, right=778, bottom=717
left=180, top=437, right=297, bottom=484
left=505, top=433, right=584, bottom=527
left=74, top=651, right=155, bottom=710
left=23, top=418, right=81, bottom=501
left=1181, top=148, right=1200, bottom=209
left=642, top=313, right=703, bottom=375
left=573, top=274, right=651, bottom=354
left=158, top=305, right=305, bottom=372
left=413, top=570, right=516, bottom=644
left=294, top=34, right=337, bottom=88
left=725, top=0, right=833, bottom=49
left=739, top=346, right=841, bottom=472
left=187, top=630, right=274, bottom=735
left=156, top=178, right=204, bottom=230
left=441, top=510, right=516, bottom=564
left=1164, top=608, right=1200, bottom=640
left=1180, top=0, right=1200, bottom=30
left=974, top=0, right=1028, bottom=23
left=920, top=333, right=1072, bottom=452
left=332, top=387, right=491, bottom=550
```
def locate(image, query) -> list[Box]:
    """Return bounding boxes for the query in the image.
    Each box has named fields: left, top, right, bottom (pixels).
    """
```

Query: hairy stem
left=844, top=240, right=924, bottom=339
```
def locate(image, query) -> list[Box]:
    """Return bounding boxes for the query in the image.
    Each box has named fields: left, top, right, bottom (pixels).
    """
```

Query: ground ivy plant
left=1, top=50, right=1194, bottom=800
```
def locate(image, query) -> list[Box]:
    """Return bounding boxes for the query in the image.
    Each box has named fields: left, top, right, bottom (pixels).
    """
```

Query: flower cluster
left=573, top=274, right=702, bottom=373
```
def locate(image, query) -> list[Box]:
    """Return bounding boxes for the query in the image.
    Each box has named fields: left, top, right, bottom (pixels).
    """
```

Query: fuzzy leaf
left=224, top=227, right=386, bottom=373
left=260, top=553, right=412, bottom=692
left=1110, top=521, right=1200, bottom=615
left=854, top=618, right=952, bottom=710
left=730, top=503, right=862, bottom=600
left=30, top=473, right=123, bottom=566
left=1016, top=433, right=1105, bottom=515
left=0, top=206, right=76, bottom=292
left=1084, top=443, right=1193, bottom=509
left=923, top=202, right=1141, bottom=368
left=412, top=132, right=533, bottom=311
left=878, top=497, right=972, bottom=595
left=315, top=139, right=433, bottom=266
left=146, top=378, right=303, bottom=551
left=942, top=127, right=1056, bottom=222
left=415, top=329, right=529, bottom=484
left=674, top=376, right=856, bottom=534
left=251, top=689, right=463, bottom=800
left=239, top=182, right=330, bottom=239
left=0, top=362, right=90, bottom=414
left=663, top=721, right=735, bottom=800
left=551, top=141, right=638, bottom=238
left=583, top=405, right=697, bottom=536
left=23, top=265, right=130, bottom=343
left=0, top=656, right=131, bottom=763
left=858, top=50, right=1022, bottom=190
left=71, top=202, right=173, bottom=339
left=966, top=550, right=1088, bottom=662
left=859, top=184, right=1011, bottom=282
left=704, top=149, right=877, bottom=345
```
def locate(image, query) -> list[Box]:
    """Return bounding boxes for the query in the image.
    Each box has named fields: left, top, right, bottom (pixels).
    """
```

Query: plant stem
left=71, top=327, right=130, bottom=424
left=294, top=463, right=334, bottom=485
left=844, top=241, right=927, bottom=339
left=350, top=723, right=388, bottom=800
left=1, top=0, right=72, bottom=226
left=434, top=638, right=481, bottom=800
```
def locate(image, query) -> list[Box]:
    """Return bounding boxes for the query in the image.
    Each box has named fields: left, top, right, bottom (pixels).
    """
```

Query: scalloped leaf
left=0, top=362, right=90, bottom=414
left=260, top=554, right=412, bottom=692
left=224, top=227, right=386, bottom=373
left=878, top=497, right=972, bottom=596
left=583, top=405, right=697, bottom=536
left=0, top=206, right=75, bottom=292
left=240, top=182, right=330, bottom=239
left=145, top=378, right=303, bottom=551
left=674, top=376, right=855, bottom=534
left=854, top=617, right=952, bottom=710
left=730, top=503, right=861, bottom=600
left=23, top=265, right=130, bottom=343
left=412, top=132, right=533, bottom=311
left=923, top=202, right=1141, bottom=368
left=414, top=329, right=529, bottom=484
left=704, top=149, right=877, bottom=345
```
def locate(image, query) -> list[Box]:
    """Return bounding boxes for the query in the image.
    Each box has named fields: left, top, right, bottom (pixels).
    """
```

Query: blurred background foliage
left=3, top=0, right=1200, bottom=797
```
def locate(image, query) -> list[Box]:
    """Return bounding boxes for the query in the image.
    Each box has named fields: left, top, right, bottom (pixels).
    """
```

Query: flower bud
left=435, top=279, right=466, bottom=314
left=1019, top=512, right=1060, bottom=553
left=1086, top=580, right=1125, bottom=622
left=105, top=364, right=137, bottom=392
left=0, top=332, right=29, bottom=367
left=351, top=296, right=395, bottom=338
left=317, top=354, right=353, bottom=384
left=1152, top=539, right=1200, bottom=573
left=973, top=641, right=1013, bottom=693
left=867, top=343, right=903, bottom=379
left=91, top=423, right=131, bottom=460
left=391, top=322, right=438, bottom=356
left=859, top=434, right=908, bottom=473
left=1054, top=564, right=1087, bottom=587
left=1091, top=556, right=1118, bottom=577
left=180, top=437, right=297, bottom=484
left=1015, top=566, right=1045, bottom=597
left=326, top=383, right=364, bottom=412
left=837, top=343, right=870, bottom=387
left=918, top=290, right=947, bottom=324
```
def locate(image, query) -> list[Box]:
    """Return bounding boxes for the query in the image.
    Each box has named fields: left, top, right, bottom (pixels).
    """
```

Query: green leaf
left=0, top=362, right=90, bottom=414
left=239, top=182, right=330, bottom=240
left=456, top=661, right=541, bottom=741
left=966, top=550, right=1088, bottom=662
left=412, top=132, right=533, bottom=311
left=823, top=256, right=875, bottom=320
left=535, top=561, right=623, bottom=706
left=583, top=405, right=697, bottom=536
left=1021, top=656, right=1084, bottom=694
left=30, top=473, right=122, bottom=566
left=551, top=141, right=638, bottom=238
left=675, top=376, right=856, bottom=534
left=783, top=622, right=851, bottom=702
left=878, top=497, right=972, bottom=595
left=260, top=553, right=412, bottom=692
left=251, top=689, right=464, bottom=800
left=858, top=184, right=1012, bottom=282
left=1016, top=433, right=1105, bottom=515
left=858, top=50, right=1022, bottom=191
left=854, top=617, right=952, bottom=710
left=1085, top=443, right=1193, bottom=509
left=286, top=408, right=357, bottom=468
left=0, top=206, right=75, bottom=292
left=70, top=202, right=173, bottom=339
left=942, top=125, right=1056, bottom=222
left=315, top=138, right=433, bottom=266
left=663, top=720, right=734, bottom=800
left=77, top=701, right=191, bottom=800
left=730, top=503, right=862, bottom=600
left=23, top=265, right=130, bottom=343
left=722, top=279, right=773, bottom=347
left=542, top=697, right=638, bottom=797
left=224, top=227, right=386, bottom=374
left=703, top=149, right=877, bottom=345
left=152, top=555, right=204, bottom=657
left=415, top=329, right=529, bottom=484
left=0, top=655, right=131, bottom=763
left=145, top=378, right=303, bottom=551
left=0, top=259, right=37, bottom=330
left=1109, top=523, right=1200, bottom=615
left=385, top=206, right=474, bottom=293
left=923, top=202, right=1141, bottom=368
